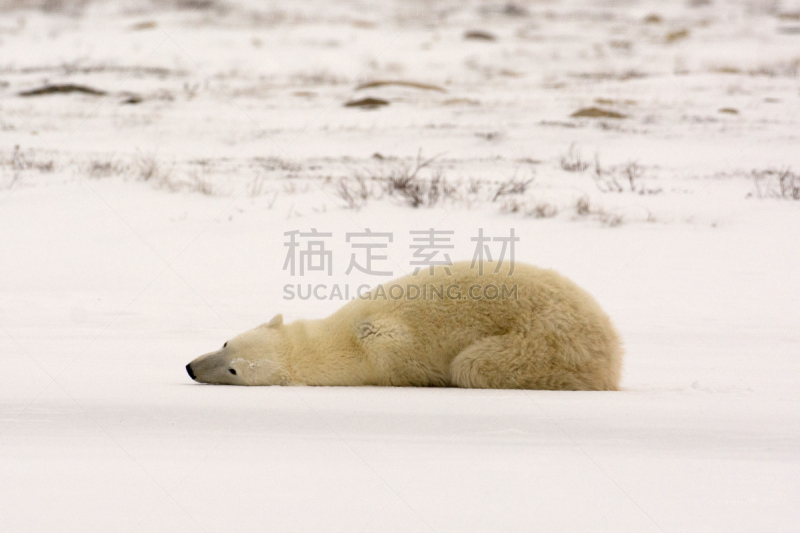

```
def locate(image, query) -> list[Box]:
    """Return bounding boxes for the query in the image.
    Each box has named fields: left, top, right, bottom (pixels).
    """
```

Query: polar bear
left=186, top=262, right=622, bottom=390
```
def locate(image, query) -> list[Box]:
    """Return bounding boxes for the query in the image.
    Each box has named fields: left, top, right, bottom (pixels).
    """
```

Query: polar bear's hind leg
left=449, top=333, right=618, bottom=391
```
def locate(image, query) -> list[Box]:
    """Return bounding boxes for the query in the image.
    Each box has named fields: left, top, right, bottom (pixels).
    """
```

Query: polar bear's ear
left=266, top=314, right=283, bottom=328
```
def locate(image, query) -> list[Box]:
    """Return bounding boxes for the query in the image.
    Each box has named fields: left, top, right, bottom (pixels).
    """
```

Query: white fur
left=187, top=262, right=623, bottom=390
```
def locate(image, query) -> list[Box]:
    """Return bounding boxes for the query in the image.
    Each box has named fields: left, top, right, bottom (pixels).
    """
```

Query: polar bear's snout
left=186, top=348, right=238, bottom=385
left=186, top=318, right=292, bottom=386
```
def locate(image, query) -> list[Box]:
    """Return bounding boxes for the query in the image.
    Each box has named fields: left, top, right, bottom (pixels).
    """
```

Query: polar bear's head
left=186, top=314, right=290, bottom=385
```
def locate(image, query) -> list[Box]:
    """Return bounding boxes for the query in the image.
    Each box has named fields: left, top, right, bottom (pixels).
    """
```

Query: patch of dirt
left=19, top=84, right=107, bottom=97
left=344, top=97, right=389, bottom=109
left=441, top=98, right=480, bottom=106
left=571, top=107, right=626, bottom=119
left=356, top=80, right=446, bottom=92
left=665, top=28, right=690, bottom=43
left=464, top=30, right=496, bottom=41
left=120, top=93, right=143, bottom=105
left=130, top=21, right=157, bottom=30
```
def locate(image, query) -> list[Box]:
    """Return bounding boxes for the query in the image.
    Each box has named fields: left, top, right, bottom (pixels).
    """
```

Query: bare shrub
left=597, top=210, right=624, bottom=227
left=134, top=154, right=186, bottom=191
left=751, top=168, right=800, bottom=200
left=710, top=59, right=800, bottom=78
left=385, top=168, right=454, bottom=208
left=86, top=159, right=127, bottom=179
left=500, top=198, right=525, bottom=214
left=249, top=174, right=283, bottom=199
left=574, top=195, right=623, bottom=226
left=164, top=0, right=231, bottom=14
left=468, top=178, right=483, bottom=195
left=254, top=156, right=301, bottom=174
left=182, top=82, right=200, bottom=99
left=188, top=168, right=213, bottom=195
left=335, top=152, right=469, bottom=209
left=622, top=161, right=644, bottom=191
left=383, top=153, right=456, bottom=208
left=265, top=191, right=279, bottom=208
left=592, top=156, right=623, bottom=193
left=337, top=174, right=374, bottom=210
left=560, top=143, right=589, bottom=172
left=249, top=174, right=268, bottom=197
left=500, top=198, right=558, bottom=219
left=748, top=58, right=800, bottom=78
left=425, top=172, right=452, bottom=206
left=334, top=153, right=539, bottom=212
left=292, top=70, right=347, bottom=86
left=135, top=154, right=164, bottom=182
left=1, top=0, right=90, bottom=14
left=9, top=145, right=55, bottom=173
left=492, top=174, right=533, bottom=201
left=593, top=157, right=661, bottom=195
left=575, top=195, right=592, bottom=216
left=527, top=201, right=559, bottom=218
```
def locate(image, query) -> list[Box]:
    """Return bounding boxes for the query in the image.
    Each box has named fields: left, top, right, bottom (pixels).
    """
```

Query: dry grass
left=560, top=143, right=590, bottom=172
left=188, top=167, right=213, bottom=195
left=291, top=70, right=347, bottom=86
left=134, top=154, right=215, bottom=195
left=751, top=168, right=800, bottom=200
left=8, top=145, right=55, bottom=173
left=710, top=58, right=800, bottom=78
left=574, top=196, right=623, bottom=227
left=2, top=145, right=55, bottom=188
left=528, top=201, right=558, bottom=218
left=86, top=159, right=127, bottom=179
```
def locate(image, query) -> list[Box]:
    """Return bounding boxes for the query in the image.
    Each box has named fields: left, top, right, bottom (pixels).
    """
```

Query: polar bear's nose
left=186, top=364, right=196, bottom=380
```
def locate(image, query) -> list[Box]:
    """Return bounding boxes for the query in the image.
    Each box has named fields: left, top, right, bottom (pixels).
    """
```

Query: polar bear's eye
left=223, top=342, right=227, bottom=348
left=229, top=368, right=236, bottom=375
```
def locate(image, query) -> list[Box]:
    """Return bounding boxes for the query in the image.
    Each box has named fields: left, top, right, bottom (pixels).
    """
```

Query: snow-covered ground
left=1, top=0, right=799, bottom=531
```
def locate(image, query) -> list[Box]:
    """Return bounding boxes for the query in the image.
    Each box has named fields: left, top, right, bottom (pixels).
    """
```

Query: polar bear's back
left=334, top=262, right=622, bottom=390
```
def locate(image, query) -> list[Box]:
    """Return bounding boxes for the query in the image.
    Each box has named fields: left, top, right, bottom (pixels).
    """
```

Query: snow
left=1, top=0, right=799, bottom=531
